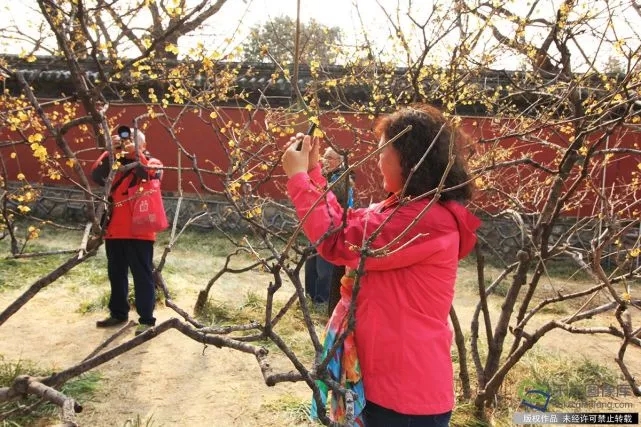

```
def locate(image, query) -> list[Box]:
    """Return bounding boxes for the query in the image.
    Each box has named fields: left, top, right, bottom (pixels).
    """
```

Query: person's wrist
left=286, top=167, right=307, bottom=178
left=308, top=161, right=321, bottom=173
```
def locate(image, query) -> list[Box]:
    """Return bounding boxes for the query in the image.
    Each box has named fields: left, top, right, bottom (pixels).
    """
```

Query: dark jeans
left=304, top=254, right=334, bottom=303
left=327, top=264, right=345, bottom=316
left=363, top=401, right=451, bottom=427
left=105, top=239, right=156, bottom=326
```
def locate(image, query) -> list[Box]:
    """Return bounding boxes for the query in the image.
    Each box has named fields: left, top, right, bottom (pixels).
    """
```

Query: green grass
left=503, top=349, right=618, bottom=410
left=261, top=393, right=319, bottom=426
left=197, top=298, right=246, bottom=324
left=196, top=292, right=326, bottom=364
left=241, top=290, right=265, bottom=310
left=0, top=355, right=101, bottom=426
left=542, top=260, right=594, bottom=281
left=0, top=223, right=95, bottom=294
left=65, top=256, right=109, bottom=288
left=450, top=402, right=493, bottom=427
left=122, top=414, right=157, bottom=427
left=0, top=255, right=72, bottom=293
left=449, top=338, right=621, bottom=424
left=538, top=301, right=570, bottom=315
left=76, top=288, right=111, bottom=314
left=161, top=228, right=281, bottom=260
left=77, top=284, right=167, bottom=314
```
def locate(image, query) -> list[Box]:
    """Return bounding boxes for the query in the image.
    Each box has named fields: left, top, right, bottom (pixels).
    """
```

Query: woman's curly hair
left=374, top=104, right=474, bottom=202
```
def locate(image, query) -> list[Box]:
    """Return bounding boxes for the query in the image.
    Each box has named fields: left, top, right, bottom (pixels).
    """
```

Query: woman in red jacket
left=91, top=125, right=163, bottom=336
left=283, top=104, right=480, bottom=426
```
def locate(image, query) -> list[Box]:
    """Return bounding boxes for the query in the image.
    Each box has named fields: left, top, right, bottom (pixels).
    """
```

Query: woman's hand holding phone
left=283, top=123, right=320, bottom=177
left=295, top=122, right=316, bottom=150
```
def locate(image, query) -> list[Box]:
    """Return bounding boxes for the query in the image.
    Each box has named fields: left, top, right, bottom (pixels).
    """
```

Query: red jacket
left=287, top=165, right=480, bottom=415
left=91, top=150, right=163, bottom=241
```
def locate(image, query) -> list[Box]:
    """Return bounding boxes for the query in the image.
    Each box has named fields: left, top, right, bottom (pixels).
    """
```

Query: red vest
left=91, top=151, right=163, bottom=241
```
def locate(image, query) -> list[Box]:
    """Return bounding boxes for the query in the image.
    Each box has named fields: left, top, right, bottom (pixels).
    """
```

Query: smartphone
left=295, top=122, right=317, bottom=151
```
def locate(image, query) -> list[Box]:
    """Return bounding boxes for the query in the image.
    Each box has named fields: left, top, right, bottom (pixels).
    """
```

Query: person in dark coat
left=304, top=147, right=354, bottom=305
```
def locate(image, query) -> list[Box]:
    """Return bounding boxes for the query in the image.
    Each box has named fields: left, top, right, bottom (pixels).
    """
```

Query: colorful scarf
left=311, top=272, right=366, bottom=426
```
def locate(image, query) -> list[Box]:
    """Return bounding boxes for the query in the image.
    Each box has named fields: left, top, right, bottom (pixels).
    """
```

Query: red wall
left=463, top=116, right=640, bottom=218
left=1, top=103, right=639, bottom=218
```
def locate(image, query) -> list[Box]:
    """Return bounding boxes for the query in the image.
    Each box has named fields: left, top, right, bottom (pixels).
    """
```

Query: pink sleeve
left=287, top=171, right=384, bottom=269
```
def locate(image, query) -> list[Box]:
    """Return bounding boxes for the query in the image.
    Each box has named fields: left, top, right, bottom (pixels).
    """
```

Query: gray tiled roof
left=4, top=54, right=619, bottom=115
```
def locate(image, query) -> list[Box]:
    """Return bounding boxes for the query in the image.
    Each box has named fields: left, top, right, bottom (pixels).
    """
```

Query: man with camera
left=91, top=125, right=163, bottom=336
left=304, top=147, right=354, bottom=306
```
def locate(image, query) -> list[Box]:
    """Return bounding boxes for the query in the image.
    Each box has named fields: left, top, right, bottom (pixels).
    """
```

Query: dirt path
left=0, top=271, right=313, bottom=427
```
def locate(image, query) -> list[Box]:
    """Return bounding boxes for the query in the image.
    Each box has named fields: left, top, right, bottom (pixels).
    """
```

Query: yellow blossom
left=27, top=225, right=40, bottom=240
left=48, top=170, right=61, bottom=180
left=27, top=133, right=43, bottom=143
left=245, top=206, right=262, bottom=219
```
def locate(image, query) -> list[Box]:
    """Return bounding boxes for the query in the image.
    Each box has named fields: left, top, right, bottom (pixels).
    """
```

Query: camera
left=117, top=125, right=132, bottom=140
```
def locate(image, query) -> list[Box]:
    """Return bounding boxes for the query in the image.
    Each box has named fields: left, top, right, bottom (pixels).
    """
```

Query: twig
left=82, top=321, right=136, bottom=362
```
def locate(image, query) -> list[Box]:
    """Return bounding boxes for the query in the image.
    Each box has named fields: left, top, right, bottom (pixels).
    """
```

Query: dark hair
left=374, top=104, right=473, bottom=202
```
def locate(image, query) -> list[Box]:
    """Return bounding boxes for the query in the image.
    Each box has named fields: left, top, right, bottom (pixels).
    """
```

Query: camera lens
left=117, top=125, right=131, bottom=139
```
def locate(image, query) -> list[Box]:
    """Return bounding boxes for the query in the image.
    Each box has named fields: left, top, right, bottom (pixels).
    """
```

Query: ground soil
left=0, top=262, right=314, bottom=427
left=0, top=255, right=640, bottom=426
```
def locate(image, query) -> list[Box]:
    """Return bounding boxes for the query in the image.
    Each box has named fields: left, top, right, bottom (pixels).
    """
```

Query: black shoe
left=96, top=317, right=127, bottom=328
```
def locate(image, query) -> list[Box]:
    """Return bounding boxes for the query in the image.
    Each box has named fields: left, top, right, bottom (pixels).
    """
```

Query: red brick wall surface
left=2, top=103, right=639, bottom=218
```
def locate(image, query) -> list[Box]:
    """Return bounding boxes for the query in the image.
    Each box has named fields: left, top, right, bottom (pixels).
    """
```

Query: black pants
left=363, top=401, right=451, bottom=427
left=105, top=239, right=156, bottom=326
left=304, top=254, right=334, bottom=303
